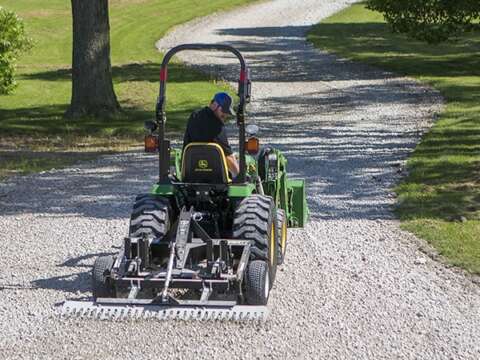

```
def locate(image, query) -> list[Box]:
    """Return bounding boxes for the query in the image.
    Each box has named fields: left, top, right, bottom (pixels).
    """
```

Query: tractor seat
left=181, top=142, right=232, bottom=184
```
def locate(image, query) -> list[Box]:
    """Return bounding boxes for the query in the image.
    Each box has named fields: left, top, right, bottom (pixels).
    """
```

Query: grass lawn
left=308, top=4, right=480, bottom=274
left=0, top=0, right=257, bottom=179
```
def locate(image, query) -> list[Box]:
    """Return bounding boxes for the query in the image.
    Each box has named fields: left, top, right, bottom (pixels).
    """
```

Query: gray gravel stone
left=415, top=257, right=428, bottom=266
left=1, top=0, right=479, bottom=359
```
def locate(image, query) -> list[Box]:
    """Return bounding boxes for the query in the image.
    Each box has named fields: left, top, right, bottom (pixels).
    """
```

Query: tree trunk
left=66, top=0, right=120, bottom=118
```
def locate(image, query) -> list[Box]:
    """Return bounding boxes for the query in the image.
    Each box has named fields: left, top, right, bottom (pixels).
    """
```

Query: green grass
left=308, top=4, right=480, bottom=274
left=0, top=0, right=256, bottom=177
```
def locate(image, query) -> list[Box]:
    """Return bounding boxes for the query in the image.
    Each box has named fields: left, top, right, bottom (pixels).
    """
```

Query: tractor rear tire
left=92, top=255, right=115, bottom=299
left=233, top=194, right=278, bottom=285
left=129, top=194, right=171, bottom=239
left=245, top=260, right=269, bottom=305
left=276, top=209, right=287, bottom=266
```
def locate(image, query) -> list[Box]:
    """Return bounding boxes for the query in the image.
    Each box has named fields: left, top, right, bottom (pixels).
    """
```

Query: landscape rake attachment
left=62, top=206, right=268, bottom=322
left=62, top=302, right=267, bottom=321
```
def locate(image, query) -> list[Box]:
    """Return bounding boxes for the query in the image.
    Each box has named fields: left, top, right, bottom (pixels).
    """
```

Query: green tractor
left=62, top=44, right=308, bottom=321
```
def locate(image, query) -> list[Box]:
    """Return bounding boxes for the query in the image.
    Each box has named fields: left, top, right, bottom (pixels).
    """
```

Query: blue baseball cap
left=213, top=92, right=235, bottom=116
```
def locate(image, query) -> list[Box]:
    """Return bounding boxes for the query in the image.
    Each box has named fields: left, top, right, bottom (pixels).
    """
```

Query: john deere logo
left=198, top=160, right=209, bottom=169
left=195, top=159, right=212, bottom=172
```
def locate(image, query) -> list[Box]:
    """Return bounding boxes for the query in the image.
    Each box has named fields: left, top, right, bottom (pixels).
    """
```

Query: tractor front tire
left=245, top=260, right=270, bottom=305
left=129, top=194, right=171, bottom=239
left=233, top=194, right=278, bottom=285
left=92, top=255, right=115, bottom=299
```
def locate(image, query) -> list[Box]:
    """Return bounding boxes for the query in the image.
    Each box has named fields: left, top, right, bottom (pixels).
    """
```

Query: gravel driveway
left=1, top=0, right=479, bottom=359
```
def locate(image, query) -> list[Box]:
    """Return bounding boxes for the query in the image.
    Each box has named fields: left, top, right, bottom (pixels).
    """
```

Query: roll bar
left=155, top=44, right=251, bottom=184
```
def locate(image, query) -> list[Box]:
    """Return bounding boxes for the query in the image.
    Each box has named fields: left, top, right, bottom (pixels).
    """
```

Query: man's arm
left=215, top=127, right=239, bottom=177
left=226, top=154, right=239, bottom=178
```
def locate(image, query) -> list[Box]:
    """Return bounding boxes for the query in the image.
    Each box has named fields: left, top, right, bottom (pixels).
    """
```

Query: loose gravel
left=1, top=0, right=479, bottom=359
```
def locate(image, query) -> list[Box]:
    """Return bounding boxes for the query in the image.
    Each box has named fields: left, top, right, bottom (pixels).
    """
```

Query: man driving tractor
left=183, top=92, right=240, bottom=178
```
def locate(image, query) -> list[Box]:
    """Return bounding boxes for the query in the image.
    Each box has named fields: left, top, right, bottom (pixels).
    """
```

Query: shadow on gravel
left=178, top=25, right=392, bottom=83
left=31, top=251, right=115, bottom=294
left=32, top=272, right=92, bottom=294
left=246, top=91, right=433, bottom=220
left=0, top=152, right=157, bottom=219
left=259, top=123, right=409, bottom=221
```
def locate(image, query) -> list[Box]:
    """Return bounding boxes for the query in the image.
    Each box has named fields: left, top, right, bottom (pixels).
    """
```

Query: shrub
left=366, top=0, right=480, bottom=43
left=0, top=6, right=32, bottom=94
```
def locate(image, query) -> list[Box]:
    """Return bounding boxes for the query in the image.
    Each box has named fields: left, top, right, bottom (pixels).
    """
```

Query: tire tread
left=129, top=194, right=171, bottom=239
left=245, top=260, right=269, bottom=305
left=92, top=255, right=115, bottom=298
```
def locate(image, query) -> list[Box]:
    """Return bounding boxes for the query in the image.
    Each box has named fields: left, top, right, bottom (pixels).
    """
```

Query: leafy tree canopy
left=0, top=6, right=32, bottom=94
left=367, top=0, right=480, bottom=43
